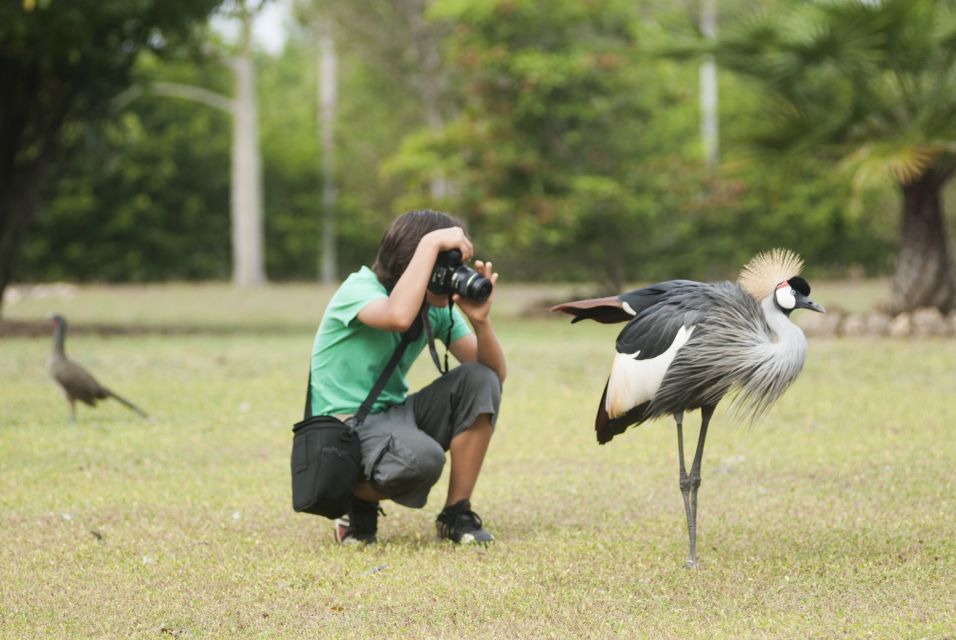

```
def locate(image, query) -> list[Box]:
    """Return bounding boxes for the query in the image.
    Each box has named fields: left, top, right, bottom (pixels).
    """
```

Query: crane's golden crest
left=738, top=248, right=804, bottom=301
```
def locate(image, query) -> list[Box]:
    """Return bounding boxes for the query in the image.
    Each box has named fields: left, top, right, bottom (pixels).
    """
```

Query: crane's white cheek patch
left=606, top=325, right=695, bottom=418
left=775, top=287, right=796, bottom=310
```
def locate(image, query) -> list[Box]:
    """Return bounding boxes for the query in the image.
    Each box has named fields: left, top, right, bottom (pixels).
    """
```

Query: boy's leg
left=356, top=406, right=447, bottom=509
left=446, top=413, right=493, bottom=507
left=354, top=481, right=385, bottom=502
left=411, top=362, right=501, bottom=544
left=336, top=406, right=443, bottom=545
left=411, top=361, right=501, bottom=476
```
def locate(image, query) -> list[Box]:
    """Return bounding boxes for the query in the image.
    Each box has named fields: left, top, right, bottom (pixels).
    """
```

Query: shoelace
left=453, top=509, right=483, bottom=531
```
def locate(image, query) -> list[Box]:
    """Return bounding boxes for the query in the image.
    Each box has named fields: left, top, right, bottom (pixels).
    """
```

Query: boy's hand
left=454, top=260, right=498, bottom=325
left=423, top=227, right=473, bottom=262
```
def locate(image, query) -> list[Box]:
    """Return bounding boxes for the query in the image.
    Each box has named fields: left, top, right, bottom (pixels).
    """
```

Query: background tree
left=8, top=0, right=910, bottom=298
left=706, top=0, right=956, bottom=311
left=17, top=52, right=233, bottom=283
left=388, top=0, right=698, bottom=288
left=151, top=0, right=268, bottom=286
left=0, top=0, right=221, bottom=318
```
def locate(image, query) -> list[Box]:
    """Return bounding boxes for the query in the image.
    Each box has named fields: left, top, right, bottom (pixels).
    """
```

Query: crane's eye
left=790, top=289, right=796, bottom=296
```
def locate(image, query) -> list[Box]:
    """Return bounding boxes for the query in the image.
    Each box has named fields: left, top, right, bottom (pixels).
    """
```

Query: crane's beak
left=795, top=294, right=825, bottom=313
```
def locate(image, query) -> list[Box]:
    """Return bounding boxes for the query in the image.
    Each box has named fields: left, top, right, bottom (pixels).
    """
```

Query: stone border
left=797, top=308, right=956, bottom=338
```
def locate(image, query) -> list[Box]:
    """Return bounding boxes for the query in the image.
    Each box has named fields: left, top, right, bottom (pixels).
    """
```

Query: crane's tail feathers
left=105, top=389, right=149, bottom=420
left=551, top=296, right=633, bottom=324
left=595, top=381, right=648, bottom=444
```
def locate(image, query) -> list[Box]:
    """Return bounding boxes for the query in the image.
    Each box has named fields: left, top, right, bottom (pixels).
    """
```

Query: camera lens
left=452, top=266, right=492, bottom=302
left=469, top=276, right=493, bottom=302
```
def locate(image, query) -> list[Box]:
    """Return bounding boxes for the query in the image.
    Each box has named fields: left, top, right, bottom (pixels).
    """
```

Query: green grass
left=0, top=276, right=891, bottom=331
left=2, top=282, right=953, bottom=638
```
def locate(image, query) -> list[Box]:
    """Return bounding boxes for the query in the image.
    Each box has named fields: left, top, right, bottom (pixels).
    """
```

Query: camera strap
left=421, top=295, right=454, bottom=376
left=304, top=312, right=424, bottom=427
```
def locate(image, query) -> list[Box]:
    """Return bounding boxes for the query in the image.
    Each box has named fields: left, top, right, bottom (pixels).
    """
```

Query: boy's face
left=425, top=291, right=450, bottom=308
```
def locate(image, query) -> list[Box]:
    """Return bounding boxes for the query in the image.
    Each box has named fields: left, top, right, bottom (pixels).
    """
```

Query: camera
left=428, top=250, right=493, bottom=302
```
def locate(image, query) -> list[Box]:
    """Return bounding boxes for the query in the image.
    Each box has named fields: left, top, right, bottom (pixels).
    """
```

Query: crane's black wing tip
left=552, top=297, right=633, bottom=325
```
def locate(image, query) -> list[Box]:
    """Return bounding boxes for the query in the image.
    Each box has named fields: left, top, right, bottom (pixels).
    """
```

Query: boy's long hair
left=372, top=209, right=466, bottom=291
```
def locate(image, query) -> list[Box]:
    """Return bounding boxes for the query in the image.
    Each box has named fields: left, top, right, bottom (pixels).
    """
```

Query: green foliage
left=386, top=0, right=892, bottom=287
left=391, top=0, right=672, bottom=286
left=0, top=0, right=222, bottom=313
left=18, top=52, right=233, bottom=282
left=713, top=0, right=956, bottom=186
left=12, top=0, right=934, bottom=287
left=258, top=40, right=323, bottom=280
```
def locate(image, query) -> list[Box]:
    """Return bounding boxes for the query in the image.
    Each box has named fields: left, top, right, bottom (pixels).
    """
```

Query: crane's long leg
left=675, top=412, right=693, bottom=561
left=676, top=406, right=713, bottom=569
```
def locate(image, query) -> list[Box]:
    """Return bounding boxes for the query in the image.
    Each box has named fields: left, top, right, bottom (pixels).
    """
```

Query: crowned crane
left=552, top=249, right=824, bottom=568
left=47, top=313, right=149, bottom=423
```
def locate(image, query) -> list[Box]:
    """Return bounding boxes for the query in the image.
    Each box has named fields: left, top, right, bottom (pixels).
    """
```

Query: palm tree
left=711, top=0, right=956, bottom=312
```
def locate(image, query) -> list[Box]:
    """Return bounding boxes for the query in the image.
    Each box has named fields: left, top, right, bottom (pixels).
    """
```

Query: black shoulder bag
left=290, top=314, right=423, bottom=519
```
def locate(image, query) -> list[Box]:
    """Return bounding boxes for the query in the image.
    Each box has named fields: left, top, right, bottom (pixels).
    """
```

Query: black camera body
left=428, top=250, right=493, bottom=302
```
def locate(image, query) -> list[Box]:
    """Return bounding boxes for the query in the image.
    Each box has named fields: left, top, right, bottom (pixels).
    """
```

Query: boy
left=309, top=209, right=506, bottom=544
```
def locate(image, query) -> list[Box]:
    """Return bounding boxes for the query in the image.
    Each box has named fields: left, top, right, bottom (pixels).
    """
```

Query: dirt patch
left=0, top=320, right=300, bottom=338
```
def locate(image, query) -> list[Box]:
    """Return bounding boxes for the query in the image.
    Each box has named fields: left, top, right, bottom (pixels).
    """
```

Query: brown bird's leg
left=69, top=398, right=76, bottom=424
left=678, top=406, right=713, bottom=569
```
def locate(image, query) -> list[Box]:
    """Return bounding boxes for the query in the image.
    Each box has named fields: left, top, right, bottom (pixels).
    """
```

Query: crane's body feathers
left=560, top=278, right=811, bottom=444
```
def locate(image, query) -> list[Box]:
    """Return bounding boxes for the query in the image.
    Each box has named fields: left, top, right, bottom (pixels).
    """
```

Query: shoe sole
left=333, top=518, right=349, bottom=544
left=436, top=529, right=495, bottom=545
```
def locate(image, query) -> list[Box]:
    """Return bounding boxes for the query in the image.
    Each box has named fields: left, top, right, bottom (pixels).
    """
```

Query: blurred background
left=2, top=0, right=954, bottom=321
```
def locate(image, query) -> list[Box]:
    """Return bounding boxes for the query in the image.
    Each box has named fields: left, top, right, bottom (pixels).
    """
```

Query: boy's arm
left=449, top=261, right=507, bottom=383
left=357, top=227, right=472, bottom=333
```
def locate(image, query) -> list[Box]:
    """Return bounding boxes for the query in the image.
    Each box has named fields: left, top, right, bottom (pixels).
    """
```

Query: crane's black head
left=774, top=277, right=825, bottom=316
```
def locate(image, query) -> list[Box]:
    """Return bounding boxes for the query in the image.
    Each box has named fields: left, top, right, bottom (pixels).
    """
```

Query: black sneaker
left=334, top=498, right=381, bottom=545
left=436, top=499, right=494, bottom=545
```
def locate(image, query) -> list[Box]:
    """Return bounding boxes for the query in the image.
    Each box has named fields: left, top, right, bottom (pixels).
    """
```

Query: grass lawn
left=1, top=281, right=953, bottom=638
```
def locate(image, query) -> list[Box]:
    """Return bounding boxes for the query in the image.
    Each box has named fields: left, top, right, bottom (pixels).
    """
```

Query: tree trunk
left=0, top=52, right=68, bottom=319
left=318, top=22, right=338, bottom=284
left=891, top=172, right=955, bottom=313
left=699, top=0, right=719, bottom=169
left=0, top=184, right=39, bottom=319
left=405, top=0, right=452, bottom=201
left=230, top=8, right=266, bottom=287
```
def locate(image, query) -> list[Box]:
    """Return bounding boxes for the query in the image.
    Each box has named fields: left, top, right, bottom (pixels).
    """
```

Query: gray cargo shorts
left=352, top=362, right=501, bottom=508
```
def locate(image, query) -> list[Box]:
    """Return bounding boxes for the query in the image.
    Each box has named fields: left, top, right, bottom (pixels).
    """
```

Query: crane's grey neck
left=758, top=293, right=807, bottom=381
left=726, top=294, right=808, bottom=420
left=761, top=295, right=802, bottom=342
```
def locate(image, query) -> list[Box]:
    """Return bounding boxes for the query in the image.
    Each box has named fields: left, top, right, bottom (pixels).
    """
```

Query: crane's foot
left=684, top=557, right=700, bottom=570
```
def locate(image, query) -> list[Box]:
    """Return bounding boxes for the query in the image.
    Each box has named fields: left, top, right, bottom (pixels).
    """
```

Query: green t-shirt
left=309, top=266, right=471, bottom=416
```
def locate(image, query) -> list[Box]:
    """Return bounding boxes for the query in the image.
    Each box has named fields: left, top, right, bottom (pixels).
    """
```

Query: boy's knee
left=369, top=433, right=445, bottom=505
left=457, top=362, right=501, bottom=397
left=416, top=441, right=446, bottom=486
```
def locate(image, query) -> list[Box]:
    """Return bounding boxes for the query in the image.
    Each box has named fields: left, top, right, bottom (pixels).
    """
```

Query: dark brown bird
left=46, top=313, right=149, bottom=422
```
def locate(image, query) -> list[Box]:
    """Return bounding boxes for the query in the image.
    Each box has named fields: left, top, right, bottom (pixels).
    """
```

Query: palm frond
left=707, top=0, right=956, bottom=186
left=839, top=143, right=943, bottom=189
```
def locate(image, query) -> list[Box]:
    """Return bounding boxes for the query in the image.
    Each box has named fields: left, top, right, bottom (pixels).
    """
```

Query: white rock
left=888, top=313, right=912, bottom=338
left=840, top=314, right=866, bottom=337
left=911, top=307, right=949, bottom=337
